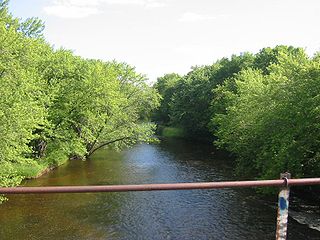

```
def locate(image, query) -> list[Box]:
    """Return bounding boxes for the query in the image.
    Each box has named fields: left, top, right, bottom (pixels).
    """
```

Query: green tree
left=214, top=49, right=320, bottom=179
left=159, top=53, right=255, bottom=139
left=153, top=73, right=181, bottom=125
left=0, top=0, right=50, bottom=201
left=0, top=1, right=160, bottom=203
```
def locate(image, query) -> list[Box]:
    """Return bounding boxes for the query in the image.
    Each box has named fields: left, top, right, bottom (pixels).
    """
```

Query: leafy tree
left=153, top=73, right=181, bottom=125
left=154, top=53, right=255, bottom=139
left=0, top=1, right=160, bottom=203
left=214, top=49, right=320, bottom=179
left=0, top=0, right=49, bottom=201
left=154, top=45, right=320, bottom=181
left=169, top=65, right=219, bottom=138
left=253, top=45, right=306, bottom=74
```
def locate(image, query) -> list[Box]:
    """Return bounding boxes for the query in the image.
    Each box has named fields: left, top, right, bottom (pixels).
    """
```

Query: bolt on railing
left=1, top=173, right=320, bottom=240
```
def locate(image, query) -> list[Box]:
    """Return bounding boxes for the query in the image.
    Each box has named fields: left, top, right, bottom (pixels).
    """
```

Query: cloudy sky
left=9, top=0, right=320, bottom=82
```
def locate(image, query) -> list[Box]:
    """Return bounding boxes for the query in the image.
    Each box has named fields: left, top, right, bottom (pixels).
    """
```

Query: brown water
left=0, top=138, right=319, bottom=239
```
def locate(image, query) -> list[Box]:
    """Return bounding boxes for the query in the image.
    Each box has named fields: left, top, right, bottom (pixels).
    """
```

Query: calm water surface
left=0, top=138, right=319, bottom=239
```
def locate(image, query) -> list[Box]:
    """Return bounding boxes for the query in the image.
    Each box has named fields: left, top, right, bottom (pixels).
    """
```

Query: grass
left=13, top=154, right=69, bottom=179
left=161, top=126, right=185, bottom=138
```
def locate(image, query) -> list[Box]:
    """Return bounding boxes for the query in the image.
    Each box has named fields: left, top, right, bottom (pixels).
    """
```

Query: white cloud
left=101, top=0, right=166, bottom=8
left=144, top=1, right=167, bottom=9
left=44, top=5, right=99, bottom=19
left=174, top=44, right=209, bottom=55
left=60, top=0, right=101, bottom=7
left=178, top=12, right=227, bottom=23
left=44, top=0, right=166, bottom=18
left=102, top=0, right=145, bottom=5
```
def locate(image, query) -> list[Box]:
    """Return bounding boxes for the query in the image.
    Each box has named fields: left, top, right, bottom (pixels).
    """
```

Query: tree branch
left=87, top=136, right=133, bottom=157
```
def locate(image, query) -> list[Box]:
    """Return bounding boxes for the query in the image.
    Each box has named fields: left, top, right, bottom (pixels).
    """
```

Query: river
left=0, top=138, right=319, bottom=239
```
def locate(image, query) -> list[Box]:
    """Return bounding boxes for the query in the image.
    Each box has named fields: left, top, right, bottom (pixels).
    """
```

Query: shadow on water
left=0, top=138, right=319, bottom=239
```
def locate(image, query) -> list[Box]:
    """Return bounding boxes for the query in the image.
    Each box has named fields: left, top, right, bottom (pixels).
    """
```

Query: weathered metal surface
left=276, top=173, right=291, bottom=240
left=0, top=177, right=320, bottom=194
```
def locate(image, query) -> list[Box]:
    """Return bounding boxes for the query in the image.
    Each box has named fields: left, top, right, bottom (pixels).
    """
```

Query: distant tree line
left=0, top=1, right=160, bottom=202
left=153, top=45, right=320, bottom=180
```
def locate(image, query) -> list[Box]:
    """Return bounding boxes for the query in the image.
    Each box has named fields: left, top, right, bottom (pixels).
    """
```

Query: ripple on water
left=0, top=140, right=320, bottom=240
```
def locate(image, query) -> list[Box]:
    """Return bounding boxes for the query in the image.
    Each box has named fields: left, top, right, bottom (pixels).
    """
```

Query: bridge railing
left=1, top=173, right=320, bottom=240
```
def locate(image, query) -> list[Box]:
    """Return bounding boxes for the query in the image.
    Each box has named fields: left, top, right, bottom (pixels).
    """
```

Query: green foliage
left=2, top=0, right=320, bottom=200
left=169, top=65, right=218, bottom=138
left=18, top=17, right=45, bottom=38
left=153, top=73, right=181, bottom=124
left=153, top=53, right=255, bottom=139
left=214, top=48, right=320, bottom=179
left=0, top=2, right=160, bottom=201
left=0, top=0, right=48, bottom=178
left=0, top=163, right=23, bottom=202
left=154, top=45, right=320, bottom=181
left=253, top=45, right=306, bottom=74
left=161, top=127, right=185, bottom=138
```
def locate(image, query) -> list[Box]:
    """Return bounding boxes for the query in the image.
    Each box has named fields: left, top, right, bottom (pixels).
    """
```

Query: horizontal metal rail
left=1, top=178, right=320, bottom=194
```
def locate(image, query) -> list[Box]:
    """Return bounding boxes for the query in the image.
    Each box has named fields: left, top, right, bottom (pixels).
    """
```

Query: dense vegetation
left=2, top=0, right=320, bottom=202
left=0, top=1, right=159, bottom=202
left=153, top=46, right=320, bottom=181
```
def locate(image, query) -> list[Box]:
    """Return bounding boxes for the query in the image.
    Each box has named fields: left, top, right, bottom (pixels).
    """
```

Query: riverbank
left=14, top=157, right=69, bottom=180
left=156, top=126, right=185, bottom=138
left=1, top=139, right=319, bottom=239
left=156, top=127, right=320, bottom=203
left=156, top=125, right=214, bottom=142
left=0, top=158, right=68, bottom=203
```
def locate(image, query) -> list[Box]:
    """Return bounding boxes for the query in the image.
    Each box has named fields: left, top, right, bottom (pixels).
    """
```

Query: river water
left=0, top=138, right=319, bottom=239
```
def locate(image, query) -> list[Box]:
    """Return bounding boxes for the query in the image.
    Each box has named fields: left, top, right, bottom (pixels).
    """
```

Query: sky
left=8, top=0, right=320, bottom=82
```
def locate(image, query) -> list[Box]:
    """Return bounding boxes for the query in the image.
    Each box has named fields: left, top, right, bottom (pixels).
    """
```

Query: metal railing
left=1, top=173, right=320, bottom=240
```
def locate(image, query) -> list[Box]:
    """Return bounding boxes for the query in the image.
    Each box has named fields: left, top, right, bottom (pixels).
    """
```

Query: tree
left=154, top=53, right=255, bottom=139
left=152, top=73, right=181, bottom=125
left=0, top=0, right=50, bottom=201
left=214, top=48, right=320, bottom=179
left=0, top=1, right=160, bottom=203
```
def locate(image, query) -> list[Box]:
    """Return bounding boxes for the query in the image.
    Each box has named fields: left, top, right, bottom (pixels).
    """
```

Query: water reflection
left=0, top=139, right=319, bottom=239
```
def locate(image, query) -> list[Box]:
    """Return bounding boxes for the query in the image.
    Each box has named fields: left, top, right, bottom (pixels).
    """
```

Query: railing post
left=276, top=172, right=291, bottom=240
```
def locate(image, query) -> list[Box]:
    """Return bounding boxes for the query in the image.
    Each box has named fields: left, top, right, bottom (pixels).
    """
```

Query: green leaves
left=214, top=48, right=320, bottom=179
left=18, top=17, right=44, bottom=38
left=153, top=53, right=255, bottom=139
left=0, top=3, right=160, bottom=200
left=154, top=45, right=320, bottom=181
